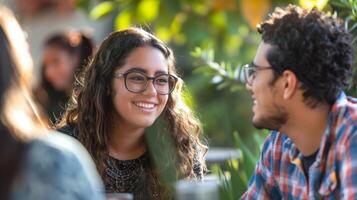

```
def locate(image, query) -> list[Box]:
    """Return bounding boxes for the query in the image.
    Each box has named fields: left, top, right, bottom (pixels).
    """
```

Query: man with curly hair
left=241, top=4, right=357, bottom=199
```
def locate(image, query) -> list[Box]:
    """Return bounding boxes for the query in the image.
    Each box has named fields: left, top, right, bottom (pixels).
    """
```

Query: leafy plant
left=191, top=47, right=245, bottom=92
left=210, top=130, right=267, bottom=199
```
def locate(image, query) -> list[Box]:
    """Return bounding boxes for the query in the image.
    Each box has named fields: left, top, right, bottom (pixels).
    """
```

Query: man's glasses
left=113, top=71, right=178, bottom=95
left=242, top=63, right=273, bottom=85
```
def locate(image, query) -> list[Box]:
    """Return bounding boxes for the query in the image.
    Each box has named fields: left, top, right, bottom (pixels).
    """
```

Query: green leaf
left=210, top=11, right=227, bottom=29
left=217, top=81, right=230, bottom=90
left=190, top=47, right=203, bottom=58
left=90, top=1, right=115, bottom=20
left=299, top=0, right=329, bottom=10
left=114, top=10, right=132, bottom=30
left=232, top=131, right=257, bottom=175
left=136, top=0, right=160, bottom=23
left=170, top=13, right=186, bottom=34
left=191, top=2, right=209, bottom=16
left=329, top=0, right=350, bottom=9
left=156, top=26, right=172, bottom=42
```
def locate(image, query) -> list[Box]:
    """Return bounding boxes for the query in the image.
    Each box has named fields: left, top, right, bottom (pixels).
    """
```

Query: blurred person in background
left=241, top=5, right=356, bottom=199
left=35, top=31, right=94, bottom=124
left=0, top=5, right=105, bottom=200
left=9, top=0, right=110, bottom=87
left=57, top=27, right=207, bottom=200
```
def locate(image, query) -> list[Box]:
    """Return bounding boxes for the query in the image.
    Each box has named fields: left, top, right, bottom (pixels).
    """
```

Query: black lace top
left=58, top=124, right=204, bottom=200
left=105, top=151, right=156, bottom=199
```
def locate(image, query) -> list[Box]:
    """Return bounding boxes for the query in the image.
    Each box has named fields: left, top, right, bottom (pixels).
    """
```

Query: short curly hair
left=257, top=4, right=354, bottom=106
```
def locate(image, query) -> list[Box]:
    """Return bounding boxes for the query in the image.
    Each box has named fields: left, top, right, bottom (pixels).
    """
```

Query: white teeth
left=253, top=100, right=257, bottom=105
left=134, top=102, right=155, bottom=109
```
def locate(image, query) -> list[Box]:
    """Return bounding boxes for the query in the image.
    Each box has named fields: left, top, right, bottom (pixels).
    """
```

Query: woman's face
left=43, top=46, right=77, bottom=91
left=110, top=46, right=170, bottom=130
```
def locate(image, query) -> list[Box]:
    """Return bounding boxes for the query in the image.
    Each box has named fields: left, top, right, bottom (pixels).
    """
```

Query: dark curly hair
left=257, top=4, right=354, bottom=106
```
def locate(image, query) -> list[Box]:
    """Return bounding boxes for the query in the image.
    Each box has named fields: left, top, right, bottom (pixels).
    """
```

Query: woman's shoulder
left=11, top=131, right=105, bottom=200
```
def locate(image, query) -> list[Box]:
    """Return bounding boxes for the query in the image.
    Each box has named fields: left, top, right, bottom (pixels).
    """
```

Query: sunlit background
left=1, top=0, right=356, bottom=198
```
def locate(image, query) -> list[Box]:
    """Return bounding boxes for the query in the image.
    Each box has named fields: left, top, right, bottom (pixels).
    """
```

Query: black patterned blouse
left=58, top=124, right=204, bottom=200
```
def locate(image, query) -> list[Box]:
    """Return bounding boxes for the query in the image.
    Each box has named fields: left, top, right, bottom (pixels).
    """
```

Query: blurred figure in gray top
left=0, top=5, right=105, bottom=200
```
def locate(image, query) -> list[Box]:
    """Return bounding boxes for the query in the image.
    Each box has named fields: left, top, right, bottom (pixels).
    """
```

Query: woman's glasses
left=114, top=71, right=178, bottom=95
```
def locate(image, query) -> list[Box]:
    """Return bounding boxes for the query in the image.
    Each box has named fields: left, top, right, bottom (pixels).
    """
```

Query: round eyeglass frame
left=113, top=71, right=179, bottom=95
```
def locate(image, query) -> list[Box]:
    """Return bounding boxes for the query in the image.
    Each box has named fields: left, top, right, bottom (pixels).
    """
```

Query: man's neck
left=280, top=102, right=330, bottom=156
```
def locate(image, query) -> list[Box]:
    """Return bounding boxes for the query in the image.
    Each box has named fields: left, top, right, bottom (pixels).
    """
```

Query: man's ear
left=281, top=70, right=298, bottom=100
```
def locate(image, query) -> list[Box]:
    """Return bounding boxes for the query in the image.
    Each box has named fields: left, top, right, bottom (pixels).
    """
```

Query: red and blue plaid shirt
left=241, top=92, right=357, bottom=200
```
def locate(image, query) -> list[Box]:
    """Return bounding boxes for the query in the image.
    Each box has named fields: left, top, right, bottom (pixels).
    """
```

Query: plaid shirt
left=241, top=92, right=357, bottom=200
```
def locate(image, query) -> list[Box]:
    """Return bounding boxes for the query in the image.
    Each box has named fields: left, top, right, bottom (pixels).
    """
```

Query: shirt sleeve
left=338, top=128, right=357, bottom=200
left=11, top=132, right=105, bottom=200
left=240, top=133, right=281, bottom=200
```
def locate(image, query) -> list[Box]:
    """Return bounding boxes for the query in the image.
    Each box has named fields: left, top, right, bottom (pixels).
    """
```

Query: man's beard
left=253, top=102, right=288, bottom=131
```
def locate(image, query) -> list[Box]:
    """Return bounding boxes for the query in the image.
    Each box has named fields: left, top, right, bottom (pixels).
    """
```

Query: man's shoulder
left=264, top=131, right=292, bottom=149
left=260, top=131, right=293, bottom=161
left=345, top=96, right=357, bottom=123
left=332, top=95, right=357, bottom=140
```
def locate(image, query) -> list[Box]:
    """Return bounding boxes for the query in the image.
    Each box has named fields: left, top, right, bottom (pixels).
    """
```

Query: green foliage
left=89, top=1, right=115, bottom=20
left=211, top=131, right=268, bottom=199
left=136, top=0, right=160, bottom=23
left=328, top=0, right=357, bottom=49
left=145, top=117, right=178, bottom=196
left=191, top=47, right=245, bottom=92
left=78, top=0, right=357, bottom=198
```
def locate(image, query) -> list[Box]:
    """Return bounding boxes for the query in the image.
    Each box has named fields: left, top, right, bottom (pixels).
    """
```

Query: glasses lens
left=242, top=64, right=256, bottom=85
left=248, top=64, right=256, bottom=77
left=154, top=74, right=177, bottom=94
left=125, top=72, right=147, bottom=92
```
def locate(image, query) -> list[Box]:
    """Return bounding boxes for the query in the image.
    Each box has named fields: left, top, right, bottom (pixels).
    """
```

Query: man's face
left=245, top=42, right=288, bottom=130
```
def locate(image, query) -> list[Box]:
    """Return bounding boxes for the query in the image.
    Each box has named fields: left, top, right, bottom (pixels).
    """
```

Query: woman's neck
left=107, top=123, right=147, bottom=160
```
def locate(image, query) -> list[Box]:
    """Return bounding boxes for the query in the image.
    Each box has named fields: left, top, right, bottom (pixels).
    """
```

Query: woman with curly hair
left=57, top=27, right=207, bottom=199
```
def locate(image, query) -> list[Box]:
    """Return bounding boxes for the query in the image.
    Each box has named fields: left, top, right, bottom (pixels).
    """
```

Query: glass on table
left=106, top=193, right=133, bottom=200
left=175, top=179, right=219, bottom=200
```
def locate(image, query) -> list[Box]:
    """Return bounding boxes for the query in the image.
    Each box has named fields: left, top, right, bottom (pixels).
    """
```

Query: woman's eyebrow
left=127, top=67, right=147, bottom=73
left=127, top=67, right=168, bottom=75
left=155, top=70, right=168, bottom=75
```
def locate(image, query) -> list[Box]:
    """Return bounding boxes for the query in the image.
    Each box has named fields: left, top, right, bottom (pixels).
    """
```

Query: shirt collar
left=288, top=91, right=347, bottom=163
